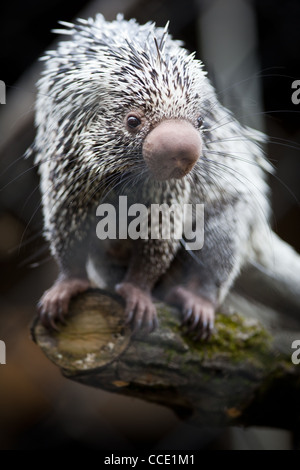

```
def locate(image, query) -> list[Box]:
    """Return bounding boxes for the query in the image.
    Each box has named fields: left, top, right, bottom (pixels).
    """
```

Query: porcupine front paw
left=37, top=278, right=91, bottom=330
left=115, top=282, right=158, bottom=334
left=166, top=286, right=215, bottom=340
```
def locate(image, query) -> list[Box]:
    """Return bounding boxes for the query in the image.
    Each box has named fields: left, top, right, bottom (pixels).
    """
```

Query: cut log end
left=32, top=289, right=131, bottom=375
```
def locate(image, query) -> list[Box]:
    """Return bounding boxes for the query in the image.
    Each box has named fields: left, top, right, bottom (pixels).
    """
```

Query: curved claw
left=49, top=314, right=60, bottom=332
left=179, top=292, right=215, bottom=341
left=125, top=309, right=134, bottom=325
left=116, top=282, right=158, bottom=336
left=182, top=308, right=193, bottom=325
left=39, top=307, right=59, bottom=332
left=144, top=308, right=159, bottom=334
left=37, top=278, right=90, bottom=331
left=57, top=307, right=68, bottom=326
left=188, top=311, right=201, bottom=332
left=166, top=286, right=216, bottom=341
left=151, top=315, right=159, bottom=332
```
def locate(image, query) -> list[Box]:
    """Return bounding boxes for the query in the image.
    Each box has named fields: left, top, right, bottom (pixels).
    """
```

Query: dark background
left=0, top=0, right=299, bottom=450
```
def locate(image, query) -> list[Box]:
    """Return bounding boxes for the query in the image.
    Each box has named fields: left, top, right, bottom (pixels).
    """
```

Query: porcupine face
left=36, top=15, right=208, bottom=186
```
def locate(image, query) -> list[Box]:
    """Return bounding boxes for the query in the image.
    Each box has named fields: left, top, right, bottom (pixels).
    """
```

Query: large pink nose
left=143, top=120, right=202, bottom=181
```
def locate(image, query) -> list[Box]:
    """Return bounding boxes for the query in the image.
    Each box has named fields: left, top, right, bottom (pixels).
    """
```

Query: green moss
left=164, top=348, right=177, bottom=363
left=158, top=302, right=274, bottom=363
left=178, top=312, right=274, bottom=367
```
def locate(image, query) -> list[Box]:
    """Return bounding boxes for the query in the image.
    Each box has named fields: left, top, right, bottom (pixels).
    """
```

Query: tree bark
left=31, top=288, right=300, bottom=429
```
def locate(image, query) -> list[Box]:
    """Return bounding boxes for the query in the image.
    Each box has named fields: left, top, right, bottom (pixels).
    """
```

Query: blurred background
left=0, top=0, right=299, bottom=450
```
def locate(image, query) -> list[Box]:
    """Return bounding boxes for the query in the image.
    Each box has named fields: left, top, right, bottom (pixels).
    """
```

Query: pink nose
left=143, top=120, right=202, bottom=181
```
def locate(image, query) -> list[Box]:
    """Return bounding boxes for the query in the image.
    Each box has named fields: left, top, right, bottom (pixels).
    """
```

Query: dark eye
left=197, top=116, right=203, bottom=128
left=127, top=115, right=141, bottom=129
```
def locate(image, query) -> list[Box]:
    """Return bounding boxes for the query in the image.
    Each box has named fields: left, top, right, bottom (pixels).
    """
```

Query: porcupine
left=33, top=14, right=300, bottom=337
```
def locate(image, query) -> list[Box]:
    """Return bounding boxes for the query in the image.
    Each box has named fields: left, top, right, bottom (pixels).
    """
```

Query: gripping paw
left=166, top=286, right=215, bottom=340
left=182, top=296, right=215, bottom=340
left=37, top=278, right=90, bottom=330
left=115, top=282, right=158, bottom=334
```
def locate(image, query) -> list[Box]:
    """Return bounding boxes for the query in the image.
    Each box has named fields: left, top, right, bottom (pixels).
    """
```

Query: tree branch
left=31, top=288, right=300, bottom=429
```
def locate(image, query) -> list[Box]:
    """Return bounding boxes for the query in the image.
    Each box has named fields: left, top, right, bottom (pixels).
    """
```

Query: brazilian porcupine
left=33, top=14, right=300, bottom=337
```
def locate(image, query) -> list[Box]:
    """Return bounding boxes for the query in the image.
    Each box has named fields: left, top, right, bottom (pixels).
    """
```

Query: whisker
left=205, top=149, right=274, bottom=172
left=206, top=149, right=299, bottom=205
left=18, top=243, right=50, bottom=268
left=201, top=157, right=272, bottom=234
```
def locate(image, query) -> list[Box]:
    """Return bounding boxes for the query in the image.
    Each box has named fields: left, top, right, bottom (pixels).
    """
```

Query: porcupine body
left=34, top=14, right=273, bottom=336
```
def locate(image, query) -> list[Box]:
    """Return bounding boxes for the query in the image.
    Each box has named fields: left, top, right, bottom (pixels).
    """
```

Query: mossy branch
left=32, top=288, right=300, bottom=429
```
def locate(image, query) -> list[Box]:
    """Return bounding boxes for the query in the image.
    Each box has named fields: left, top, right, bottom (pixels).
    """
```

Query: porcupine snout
left=143, top=120, right=202, bottom=181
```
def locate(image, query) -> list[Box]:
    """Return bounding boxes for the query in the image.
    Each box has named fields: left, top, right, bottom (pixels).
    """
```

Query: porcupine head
left=34, top=14, right=268, bottom=337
